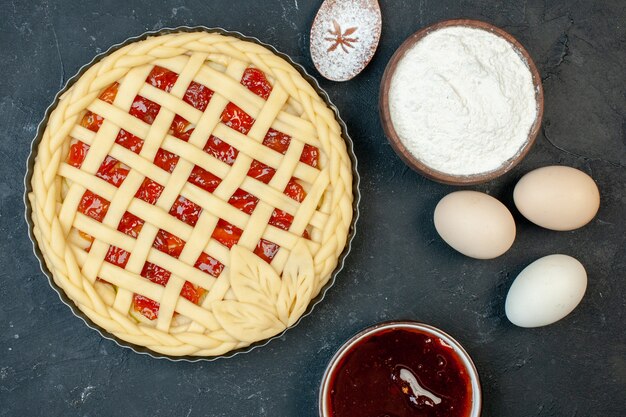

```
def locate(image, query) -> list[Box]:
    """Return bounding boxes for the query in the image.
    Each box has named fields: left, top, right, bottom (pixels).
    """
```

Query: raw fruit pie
left=28, top=31, right=354, bottom=357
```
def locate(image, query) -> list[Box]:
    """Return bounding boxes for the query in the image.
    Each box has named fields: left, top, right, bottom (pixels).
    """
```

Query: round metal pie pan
left=23, top=26, right=361, bottom=362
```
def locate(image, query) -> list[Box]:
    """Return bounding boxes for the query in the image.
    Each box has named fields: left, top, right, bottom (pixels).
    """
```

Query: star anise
left=324, top=19, right=359, bottom=53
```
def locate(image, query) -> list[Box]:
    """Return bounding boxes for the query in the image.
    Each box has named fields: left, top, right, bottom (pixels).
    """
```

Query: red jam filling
left=327, top=327, right=473, bottom=417
left=135, top=179, right=164, bottom=205
left=67, top=141, right=89, bottom=168
left=67, top=65, right=321, bottom=320
left=188, top=166, right=221, bottom=193
left=194, top=252, right=224, bottom=278
left=78, top=190, right=110, bottom=222
left=133, top=262, right=204, bottom=321
left=169, top=195, right=202, bottom=227
left=118, top=211, right=144, bottom=238
left=96, top=155, right=129, bottom=187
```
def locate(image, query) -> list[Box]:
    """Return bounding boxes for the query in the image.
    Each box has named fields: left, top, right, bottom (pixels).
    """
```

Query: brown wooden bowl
left=379, top=19, right=544, bottom=185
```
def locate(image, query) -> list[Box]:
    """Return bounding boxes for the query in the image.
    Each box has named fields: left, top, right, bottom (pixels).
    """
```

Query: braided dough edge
left=29, top=31, right=354, bottom=357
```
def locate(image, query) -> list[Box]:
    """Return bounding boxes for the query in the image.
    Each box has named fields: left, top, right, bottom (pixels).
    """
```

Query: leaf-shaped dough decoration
left=229, top=245, right=281, bottom=315
left=277, top=240, right=315, bottom=326
left=213, top=300, right=286, bottom=343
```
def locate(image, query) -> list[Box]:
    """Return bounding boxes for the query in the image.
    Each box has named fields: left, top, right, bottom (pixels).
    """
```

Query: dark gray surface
left=1, top=0, right=625, bottom=416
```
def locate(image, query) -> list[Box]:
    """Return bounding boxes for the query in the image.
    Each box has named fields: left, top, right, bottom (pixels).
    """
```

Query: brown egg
left=514, top=166, right=600, bottom=231
left=434, top=191, right=516, bottom=259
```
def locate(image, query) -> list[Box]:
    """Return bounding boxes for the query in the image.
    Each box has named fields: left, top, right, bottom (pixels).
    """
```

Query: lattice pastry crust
left=29, top=31, right=353, bottom=357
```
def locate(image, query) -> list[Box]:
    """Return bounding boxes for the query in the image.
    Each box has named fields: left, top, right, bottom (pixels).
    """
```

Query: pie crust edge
left=28, top=31, right=354, bottom=357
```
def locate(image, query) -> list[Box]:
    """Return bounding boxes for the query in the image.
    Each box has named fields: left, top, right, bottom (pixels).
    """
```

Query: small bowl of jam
left=319, top=321, right=481, bottom=417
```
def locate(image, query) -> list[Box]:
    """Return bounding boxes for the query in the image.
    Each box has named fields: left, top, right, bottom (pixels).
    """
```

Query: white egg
left=513, top=165, right=600, bottom=231
left=505, top=254, right=587, bottom=328
left=434, top=191, right=516, bottom=259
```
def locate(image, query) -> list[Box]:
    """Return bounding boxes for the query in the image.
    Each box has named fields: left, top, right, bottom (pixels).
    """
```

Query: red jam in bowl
left=323, top=324, right=476, bottom=417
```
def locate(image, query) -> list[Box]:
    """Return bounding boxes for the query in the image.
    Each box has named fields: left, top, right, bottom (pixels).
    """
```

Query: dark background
left=1, top=0, right=625, bottom=416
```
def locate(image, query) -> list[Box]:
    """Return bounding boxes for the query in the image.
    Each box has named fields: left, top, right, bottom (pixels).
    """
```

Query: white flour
left=389, top=26, right=537, bottom=176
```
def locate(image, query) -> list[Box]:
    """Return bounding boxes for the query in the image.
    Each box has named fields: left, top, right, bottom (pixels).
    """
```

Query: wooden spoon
left=310, top=0, right=382, bottom=82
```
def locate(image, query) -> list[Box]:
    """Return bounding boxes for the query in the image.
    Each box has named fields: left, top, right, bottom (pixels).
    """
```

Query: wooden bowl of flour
left=379, top=19, right=544, bottom=185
